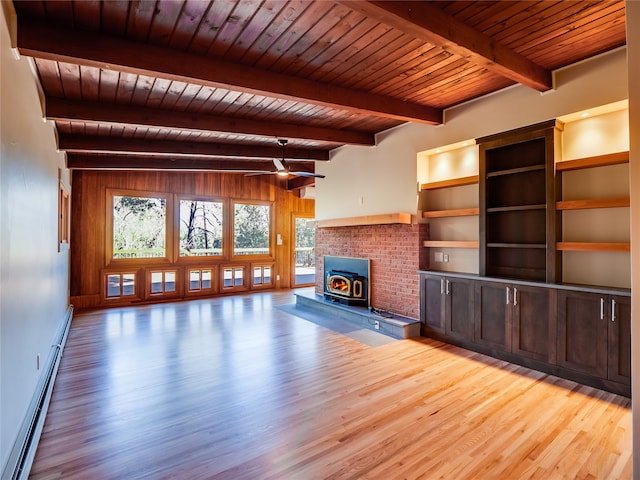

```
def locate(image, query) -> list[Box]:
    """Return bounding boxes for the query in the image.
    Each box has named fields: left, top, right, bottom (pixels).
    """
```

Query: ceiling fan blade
left=289, top=171, right=325, bottom=178
left=273, top=157, right=285, bottom=171
left=245, top=171, right=277, bottom=176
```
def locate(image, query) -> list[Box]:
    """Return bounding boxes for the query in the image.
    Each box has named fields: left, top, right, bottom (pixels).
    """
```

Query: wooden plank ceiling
left=12, top=0, right=626, bottom=189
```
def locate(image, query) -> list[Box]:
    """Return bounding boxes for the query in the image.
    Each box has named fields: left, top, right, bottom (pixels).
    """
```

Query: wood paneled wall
left=70, top=170, right=314, bottom=309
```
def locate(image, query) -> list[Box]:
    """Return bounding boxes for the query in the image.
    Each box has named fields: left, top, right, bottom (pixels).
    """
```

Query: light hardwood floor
left=29, top=289, right=631, bottom=479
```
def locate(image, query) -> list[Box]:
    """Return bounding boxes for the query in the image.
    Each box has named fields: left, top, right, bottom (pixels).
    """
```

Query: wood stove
left=323, top=256, right=369, bottom=306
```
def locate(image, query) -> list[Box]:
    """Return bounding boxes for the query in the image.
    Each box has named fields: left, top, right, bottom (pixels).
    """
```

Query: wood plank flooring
left=29, top=289, right=632, bottom=479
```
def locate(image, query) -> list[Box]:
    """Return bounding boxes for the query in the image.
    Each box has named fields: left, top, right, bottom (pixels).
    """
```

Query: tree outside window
left=179, top=199, right=223, bottom=256
left=234, top=203, right=270, bottom=256
left=113, top=195, right=166, bottom=259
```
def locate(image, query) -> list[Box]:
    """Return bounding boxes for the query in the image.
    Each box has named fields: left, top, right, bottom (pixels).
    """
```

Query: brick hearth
left=315, top=223, right=429, bottom=319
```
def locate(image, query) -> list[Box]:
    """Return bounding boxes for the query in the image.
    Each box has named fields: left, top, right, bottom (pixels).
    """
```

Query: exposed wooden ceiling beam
left=342, top=1, right=552, bottom=91
left=17, top=21, right=443, bottom=125
left=66, top=154, right=314, bottom=173
left=58, top=135, right=330, bottom=161
left=46, top=98, right=374, bottom=146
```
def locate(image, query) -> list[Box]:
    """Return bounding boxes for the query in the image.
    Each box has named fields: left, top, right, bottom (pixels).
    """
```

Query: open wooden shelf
left=555, top=151, right=629, bottom=171
left=486, top=164, right=545, bottom=177
left=422, top=207, right=479, bottom=218
left=556, top=242, right=630, bottom=252
left=314, top=212, right=413, bottom=228
left=420, top=175, right=478, bottom=191
left=556, top=197, right=630, bottom=210
left=423, top=240, right=479, bottom=249
left=487, top=204, right=546, bottom=213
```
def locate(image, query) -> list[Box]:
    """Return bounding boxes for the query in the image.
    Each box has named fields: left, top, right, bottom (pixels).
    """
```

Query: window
left=58, top=181, right=70, bottom=251
left=187, top=268, right=215, bottom=294
left=106, top=272, right=137, bottom=299
left=222, top=266, right=245, bottom=289
left=294, top=216, right=316, bottom=286
left=252, top=264, right=274, bottom=288
left=112, top=194, right=167, bottom=259
left=179, top=199, right=223, bottom=257
left=233, top=203, right=271, bottom=256
left=149, top=270, right=177, bottom=296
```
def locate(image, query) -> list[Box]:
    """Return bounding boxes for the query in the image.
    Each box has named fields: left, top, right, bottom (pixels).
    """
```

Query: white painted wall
left=0, top=4, right=70, bottom=473
left=626, top=2, right=640, bottom=477
left=316, top=48, right=628, bottom=220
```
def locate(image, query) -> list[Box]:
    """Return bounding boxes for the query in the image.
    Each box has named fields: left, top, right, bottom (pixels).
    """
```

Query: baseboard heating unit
left=1, top=305, right=74, bottom=480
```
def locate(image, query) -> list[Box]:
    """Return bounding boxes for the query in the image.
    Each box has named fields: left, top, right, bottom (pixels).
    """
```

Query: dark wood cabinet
left=420, top=274, right=445, bottom=335
left=444, top=277, right=474, bottom=342
left=420, top=274, right=474, bottom=341
left=474, top=280, right=509, bottom=351
left=420, top=272, right=630, bottom=397
left=511, top=284, right=557, bottom=363
left=474, top=280, right=555, bottom=362
left=478, top=120, right=562, bottom=283
left=608, top=295, right=631, bottom=384
left=557, top=290, right=631, bottom=386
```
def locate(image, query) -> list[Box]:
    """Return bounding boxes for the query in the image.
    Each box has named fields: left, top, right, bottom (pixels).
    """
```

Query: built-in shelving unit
left=556, top=151, right=630, bottom=255
left=478, top=120, right=561, bottom=283
left=419, top=175, right=479, bottom=191
left=418, top=143, right=480, bottom=273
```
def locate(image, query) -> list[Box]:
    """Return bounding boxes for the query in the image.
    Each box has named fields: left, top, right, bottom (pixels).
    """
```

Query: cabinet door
left=474, top=281, right=510, bottom=351
left=608, top=295, right=631, bottom=384
left=557, top=290, right=607, bottom=378
left=445, top=277, right=474, bottom=342
left=512, top=285, right=556, bottom=363
left=420, top=275, right=445, bottom=335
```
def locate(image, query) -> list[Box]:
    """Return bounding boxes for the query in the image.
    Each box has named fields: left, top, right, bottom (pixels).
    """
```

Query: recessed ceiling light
left=581, top=112, right=590, bottom=118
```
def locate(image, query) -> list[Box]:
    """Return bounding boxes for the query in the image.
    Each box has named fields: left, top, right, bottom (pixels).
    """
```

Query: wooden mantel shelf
left=314, top=213, right=414, bottom=228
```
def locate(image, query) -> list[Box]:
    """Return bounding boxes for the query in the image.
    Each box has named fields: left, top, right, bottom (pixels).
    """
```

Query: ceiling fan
left=247, top=139, right=325, bottom=178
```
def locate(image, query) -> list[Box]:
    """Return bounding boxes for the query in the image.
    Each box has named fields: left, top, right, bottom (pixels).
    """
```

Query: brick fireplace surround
left=315, top=223, right=429, bottom=319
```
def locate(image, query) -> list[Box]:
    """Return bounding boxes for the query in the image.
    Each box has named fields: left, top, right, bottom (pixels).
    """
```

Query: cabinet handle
left=440, top=279, right=444, bottom=295
left=611, top=299, right=616, bottom=322
left=513, top=288, right=518, bottom=306
left=600, top=298, right=605, bottom=320
left=506, top=287, right=510, bottom=305
left=446, top=280, right=450, bottom=295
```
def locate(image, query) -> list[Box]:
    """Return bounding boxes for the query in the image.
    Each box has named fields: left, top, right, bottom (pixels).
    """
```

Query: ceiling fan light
left=276, top=170, right=289, bottom=177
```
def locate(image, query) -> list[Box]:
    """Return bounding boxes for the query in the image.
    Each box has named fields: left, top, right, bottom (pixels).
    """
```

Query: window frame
left=175, top=195, right=227, bottom=262
left=146, top=268, right=181, bottom=299
left=185, top=266, right=218, bottom=297
left=106, top=188, right=173, bottom=266
left=58, top=179, right=70, bottom=252
left=231, top=200, right=274, bottom=261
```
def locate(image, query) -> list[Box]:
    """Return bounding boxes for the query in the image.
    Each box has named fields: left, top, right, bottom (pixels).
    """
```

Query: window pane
left=189, top=270, right=201, bottom=291
left=179, top=200, right=223, bottom=256
left=294, top=217, right=316, bottom=285
left=151, top=272, right=163, bottom=294
left=202, top=270, right=211, bottom=289
left=122, top=274, right=136, bottom=296
left=165, top=272, right=176, bottom=292
left=263, top=266, right=271, bottom=283
left=253, top=267, right=262, bottom=285
left=234, top=267, right=243, bottom=286
left=107, top=274, right=121, bottom=297
left=223, top=268, right=233, bottom=287
left=234, top=203, right=270, bottom=255
left=113, top=195, right=166, bottom=259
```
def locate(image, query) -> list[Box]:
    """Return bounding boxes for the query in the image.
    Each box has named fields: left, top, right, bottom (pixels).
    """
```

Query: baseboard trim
left=1, top=305, right=74, bottom=480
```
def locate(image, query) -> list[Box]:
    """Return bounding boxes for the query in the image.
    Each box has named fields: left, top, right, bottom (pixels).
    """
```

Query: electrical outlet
left=276, top=274, right=280, bottom=281
left=443, top=254, right=449, bottom=262
left=374, top=320, right=380, bottom=330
